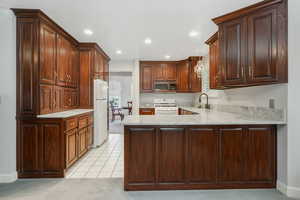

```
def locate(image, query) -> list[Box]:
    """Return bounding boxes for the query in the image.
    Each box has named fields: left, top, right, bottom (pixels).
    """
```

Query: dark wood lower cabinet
left=124, top=125, right=276, bottom=190
left=17, top=111, right=93, bottom=178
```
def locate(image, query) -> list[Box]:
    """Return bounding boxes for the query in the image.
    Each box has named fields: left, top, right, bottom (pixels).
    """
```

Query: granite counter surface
left=37, top=109, right=93, bottom=119
left=123, top=107, right=286, bottom=126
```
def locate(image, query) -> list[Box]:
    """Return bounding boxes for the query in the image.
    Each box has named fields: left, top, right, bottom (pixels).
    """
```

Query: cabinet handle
left=249, top=66, right=253, bottom=77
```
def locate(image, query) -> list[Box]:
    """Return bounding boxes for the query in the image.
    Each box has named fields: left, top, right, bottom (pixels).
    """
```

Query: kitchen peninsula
left=123, top=107, right=285, bottom=191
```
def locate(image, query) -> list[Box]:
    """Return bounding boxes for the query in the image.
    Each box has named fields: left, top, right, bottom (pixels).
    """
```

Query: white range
left=154, top=99, right=178, bottom=115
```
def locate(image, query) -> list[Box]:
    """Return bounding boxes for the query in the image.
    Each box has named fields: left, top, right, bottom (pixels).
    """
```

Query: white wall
left=287, top=0, right=300, bottom=198
left=0, top=8, right=17, bottom=183
left=109, top=72, right=132, bottom=107
left=109, top=60, right=134, bottom=72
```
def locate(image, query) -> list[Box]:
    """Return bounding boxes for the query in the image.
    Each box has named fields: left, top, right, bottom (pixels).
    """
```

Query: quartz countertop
left=123, top=106, right=286, bottom=126
left=37, top=109, right=93, bottom=119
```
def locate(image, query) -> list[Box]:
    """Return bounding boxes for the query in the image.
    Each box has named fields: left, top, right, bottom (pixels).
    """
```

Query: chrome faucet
left=198, top=93, right=210, bottom=109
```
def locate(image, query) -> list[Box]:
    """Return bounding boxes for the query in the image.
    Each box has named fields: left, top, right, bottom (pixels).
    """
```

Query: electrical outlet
left=269, top=99, right=275, bottom=109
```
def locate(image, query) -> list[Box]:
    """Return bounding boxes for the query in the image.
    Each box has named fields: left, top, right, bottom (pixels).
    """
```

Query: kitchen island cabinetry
left=124, top=124, right=276, bottom=190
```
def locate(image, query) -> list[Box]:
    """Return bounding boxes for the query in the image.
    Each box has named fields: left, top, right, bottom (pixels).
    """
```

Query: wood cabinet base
left=124, top=125, right=276, bottom=191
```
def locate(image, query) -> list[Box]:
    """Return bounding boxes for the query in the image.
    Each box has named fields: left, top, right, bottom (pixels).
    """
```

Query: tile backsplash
left=140, top=93, right=196, bottom=107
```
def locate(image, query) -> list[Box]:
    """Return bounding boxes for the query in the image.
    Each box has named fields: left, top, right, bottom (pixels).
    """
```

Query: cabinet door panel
left=40, top=84, right=53, bottom=114
left=247, top=7, right=277, bottom=83
left=66, top=129, right=77, bottom=167
left=176, top=61, right=190, bottom=92
left=126, top=128, right=156, bottom=184
left=188, top=128, right=218, bottom=183
left=40, top=24, right=56, bottom=85
left=140, top=65, right=153, bottom=92
left=56, top=35, right=68, bottom=86
left=53, top=86, right=63, bottom=113
left=189, top=59, right=202, bottom=92
left=78, top=128, right=87, bottom=157
left=219, top=128, right=246, bottom=182
left=246, top=127, right=275, bottom=182
left=164, top=63, right=177, bottom=80
left=42, top=124, right=62, bottom=172
left=220, top=18, right=246, bottom=85
left=19, top=123, right=40, bottom=173
left=153, top=64, right=164, bottom=80
left=69, top=46, right=79, bottom=88
left=159, top=128, right=185, bottom=183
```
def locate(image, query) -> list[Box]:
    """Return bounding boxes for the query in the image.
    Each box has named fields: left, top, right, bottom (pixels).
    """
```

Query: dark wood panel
left=246, top=127, right=276, bottom=182
left=158, top=128, right=185, bottom=183
left=220, top=17, right=246, bottom=86
left=56, top=35, right=68, bottom=87
left=189, top=57, right=202, bottom=92
left=247, top=6, right=278, bottom=83
left=164, top=63, right=177, bottom=80
left=40, top=84, right=53, bottom=114
left=188, top=128, right=218, bottom=183
left=139, top=108, right=155, bottom=115
left=126, top=128, right=156, bottom=184
left=66, top=129, right=78, bottom=168
left=219, top=128, right=246, bottom=182
left=40, top=23, right=56, bottom=85
left=52, top=86, right=63, bottom=113
left=140, top=64, right=153, bottom=92
left=17, top=19, right=38, bottom=116
left=78, top=128, right=87, bottom=157
left=19, top=123, right=40, bottom=173
left=79, top=50, right=93, bottom=108
left=176, top=60, right=190, bottom=92
left=42, top=124, right=62, bottom=172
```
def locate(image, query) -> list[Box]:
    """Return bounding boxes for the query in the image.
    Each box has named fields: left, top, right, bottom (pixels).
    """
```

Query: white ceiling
left=1, top=0, right=261, bottom=61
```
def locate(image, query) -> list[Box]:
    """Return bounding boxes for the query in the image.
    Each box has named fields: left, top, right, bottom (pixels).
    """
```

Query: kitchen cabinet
left=40, top=84, right=53, bottom=115
left=140, top=64, right=153, bottom=93
left=176, top=57, right=201, bottom=93
left=40, top=23, right=56, bottom=85
left=124, top=125, right=276, bottom=190
left=18, top=112, right=93, bottom=178
left=176, top=60, right=190, bottom=92
left=79, top=43, right=110, bottom=108
left=153, top=63, right=176, bottom=81
left=63, top=88, right=78, bottom=110
left=205, top=32, right=222, bottom=89
left=66, top=128, right=78, bottom=168
left=189, top=57, right=202, bottom=92
left=158, top=128, right=185, bottom=183
left=139, top=108, right=155, bottom=115
left=53, top=86, right=64, bottom=113
left=213, top=0, right=287, bottom=88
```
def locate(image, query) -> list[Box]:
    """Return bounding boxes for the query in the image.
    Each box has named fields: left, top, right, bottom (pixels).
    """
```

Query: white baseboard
left=277, top=181, right=300, bottom=199
left=0, top=171, right=17, bottom=183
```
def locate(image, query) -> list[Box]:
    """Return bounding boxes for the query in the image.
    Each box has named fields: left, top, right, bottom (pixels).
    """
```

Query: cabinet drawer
left=65, top=118, right=78, bottom=131
left=79, top=116, right=89, bottom=129
left=139, top=108, right=155, bottom=115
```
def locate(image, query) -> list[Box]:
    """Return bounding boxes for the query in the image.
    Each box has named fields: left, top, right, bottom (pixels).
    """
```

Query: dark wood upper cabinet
left=56, top=35, right=68, bottom=87
left=247, top=6, right=278, bottom=83
left=206, top=32, right=222, bottom=90
left=140, top=63, right=153, bottom=93
left=212, top=0, right=287, bottom=88
left=219, top=17, right=247, bottom=86
left=78, top=43, right=110, bottom=108
left=189, top=57, right=202, bottom=92
left=40, top=84, right=53, bottom=115
left=164, top=63, right=177, bottom=80
left=40, top=23, right=56, bottom=85
left=153, top=63, right=177, bottom=81
left=176, top=60, right=190, bottom=92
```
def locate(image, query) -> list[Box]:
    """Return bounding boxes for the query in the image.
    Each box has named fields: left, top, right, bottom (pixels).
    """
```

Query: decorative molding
left=0, top=171, right=17, bottom=183
left=277, top=181, right=300, bottom=199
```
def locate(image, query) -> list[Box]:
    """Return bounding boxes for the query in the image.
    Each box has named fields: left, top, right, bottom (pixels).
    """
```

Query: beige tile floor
left=66, top=134, right=124, bottom=179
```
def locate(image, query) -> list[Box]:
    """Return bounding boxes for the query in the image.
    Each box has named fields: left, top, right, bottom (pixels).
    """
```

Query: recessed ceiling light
left=165, top=55, right=171, bottom=59
left=144, top=38, right=152, bottom=44
left=116, top=50, right=123, bottom=55
left=189, top=30, right=199, bottom=37
left=83, top=29, right=93, bottom=35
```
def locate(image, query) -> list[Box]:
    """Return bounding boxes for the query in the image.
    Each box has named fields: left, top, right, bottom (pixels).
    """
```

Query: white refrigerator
left=94, top=79, right=108, bottom=147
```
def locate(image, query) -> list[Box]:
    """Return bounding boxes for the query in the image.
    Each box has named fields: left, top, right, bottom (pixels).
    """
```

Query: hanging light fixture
left=194, top=56, right=208, bottom=79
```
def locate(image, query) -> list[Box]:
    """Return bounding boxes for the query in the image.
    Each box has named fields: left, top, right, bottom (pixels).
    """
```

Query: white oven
left=154, top=99, right=178, bottom=115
